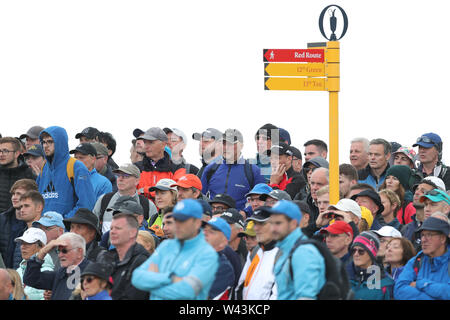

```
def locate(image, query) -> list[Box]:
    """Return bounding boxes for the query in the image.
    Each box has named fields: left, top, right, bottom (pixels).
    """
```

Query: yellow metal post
left=326, top=41, right=340, bottom=205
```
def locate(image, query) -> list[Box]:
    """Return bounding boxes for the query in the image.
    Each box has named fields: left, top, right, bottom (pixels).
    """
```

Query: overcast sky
left=0, top=0, right=448, bottom=168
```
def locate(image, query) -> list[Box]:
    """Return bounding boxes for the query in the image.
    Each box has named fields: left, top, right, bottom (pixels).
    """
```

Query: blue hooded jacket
left=394, top=246, right=450, bottom=300
left=37, top=126, right=96, bottom=218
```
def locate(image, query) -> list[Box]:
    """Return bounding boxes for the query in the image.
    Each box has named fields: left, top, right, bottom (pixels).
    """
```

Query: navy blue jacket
left=0, top=207, right=27, bottom=268
left=23, top=256, right=89, bottom=300
left=209, top=252, right=235, bottom=299
left=201, top=157, right=265, bottom=210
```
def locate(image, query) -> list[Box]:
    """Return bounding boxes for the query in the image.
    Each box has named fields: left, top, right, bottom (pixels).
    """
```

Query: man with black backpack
left=201, top=129, right=265, bottom=211
left=92, top=163, right=157, bottom=233
left=269, top=200, right=353, bottom=300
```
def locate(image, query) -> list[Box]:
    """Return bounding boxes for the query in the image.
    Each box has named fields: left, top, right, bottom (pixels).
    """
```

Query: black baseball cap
left=271, top=142, right=294, bottom=156
left=69, top=143, right=97, bottom=157
left=75, top=127, right=100, bottom=140
left=220, top=208, right=245, bottom=228
left=208, top=193, right=236, bottom=209
left=247, top=206, right=272, bottom=223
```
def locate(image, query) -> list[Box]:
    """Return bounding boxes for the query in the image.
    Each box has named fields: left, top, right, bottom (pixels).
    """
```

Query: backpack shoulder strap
left=244, top=159, right=255, bottom=189
left=67, top=157, right=76, bottom=186
left=249, top=245, right=260, bottom=262
left=206, top=162, right=220, bottom=184
left=413, top=252, right=424, bottom=276
left=138, top=195, right=150, bottom=221
left=99, top=192, right=115, bottom=226
left=67, top=157, right=77, bottom=201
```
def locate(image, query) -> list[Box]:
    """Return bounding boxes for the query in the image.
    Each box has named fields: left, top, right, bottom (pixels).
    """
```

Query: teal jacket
left=274, top=228, right=326, bottom=300
left=17, top=254, right=54, bottom=300
left=347, top=262, right=394, bottom=300
left=131, top=230, right=218, bottom=300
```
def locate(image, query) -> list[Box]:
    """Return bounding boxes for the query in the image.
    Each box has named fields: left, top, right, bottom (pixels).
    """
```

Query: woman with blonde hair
left=6, top=269, right=27, bottom=300
left=136, top=230, right=156, bottom=255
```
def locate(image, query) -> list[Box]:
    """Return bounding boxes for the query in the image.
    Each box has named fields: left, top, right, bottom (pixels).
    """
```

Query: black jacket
left=85, top=240, right=107, bottom=262
left=0, top=207, right=27, bottom=268
left=23, top=256, right=90, bottom=300
left=98, top=243, right=150, bottom=300
left=0, top=160, right=34, bottom=213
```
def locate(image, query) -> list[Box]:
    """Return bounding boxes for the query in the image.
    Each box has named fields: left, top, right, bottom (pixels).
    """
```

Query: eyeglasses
left=41, top=139, right=54, bottom=145
left=0, top=149, right=15, bottom=155
left=41, top=225, right=58, bottom=232
left=420, top=232, right=442, bottom=240
left=114, top=173, right=133, bottom=179
left=211, top=205, right=227, bottom=213
left=303, top=166, right=316, bottom=174
left=247, top=196, right=262, bottom=203
left=351, top=248, right=366, bottom=256
left=324, top=233, right=346, bottom=239
left=56, top=247, right=77, bottom=254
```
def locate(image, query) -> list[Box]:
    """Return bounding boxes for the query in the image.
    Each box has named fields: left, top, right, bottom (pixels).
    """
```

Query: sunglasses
left=351, top=248, right=366, bottom=256
left=56, top=247, right=77, bottom=254
left=82, top=276, right=96, bottom=284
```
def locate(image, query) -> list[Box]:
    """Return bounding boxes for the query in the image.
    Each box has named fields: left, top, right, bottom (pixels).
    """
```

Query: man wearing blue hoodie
left=37, top=126, right=96, bottom=219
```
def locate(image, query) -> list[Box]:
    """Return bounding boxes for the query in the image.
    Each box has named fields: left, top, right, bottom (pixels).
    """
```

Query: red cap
left=171, top=174, right=202, bottom=190
left=320, top=221, right=353, bottom=238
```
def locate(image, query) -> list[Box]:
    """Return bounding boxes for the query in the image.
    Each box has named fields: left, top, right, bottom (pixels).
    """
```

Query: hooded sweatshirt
left=37, top=126, right=96, bottom=218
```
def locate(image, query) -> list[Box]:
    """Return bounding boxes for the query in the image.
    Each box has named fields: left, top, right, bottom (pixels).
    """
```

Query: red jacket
left=136, top=153, right=186, bottom=200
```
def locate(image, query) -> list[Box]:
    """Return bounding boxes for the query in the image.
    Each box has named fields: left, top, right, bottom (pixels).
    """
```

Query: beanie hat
left=385, top=165, right=412, bottom=191
left=351, top=231, right=380, bottom=262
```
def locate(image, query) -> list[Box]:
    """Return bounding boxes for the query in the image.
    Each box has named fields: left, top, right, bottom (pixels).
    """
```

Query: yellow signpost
left=263, top=40, right=341, bottom=204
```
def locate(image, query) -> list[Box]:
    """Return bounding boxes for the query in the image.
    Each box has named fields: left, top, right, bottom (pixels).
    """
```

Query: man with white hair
left=23, top=232, right=89, bottom=300
left=350, top=137, right=370, bottom=171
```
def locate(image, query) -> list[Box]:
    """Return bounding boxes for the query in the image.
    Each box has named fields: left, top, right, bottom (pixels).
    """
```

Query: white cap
left=373, top=226, right=402, bottom=238
left=327, top=198, right=362, bottom=219
left=423, top=176, right=446, bottom=191
left=15, top=227, right=47, bottom=245
left=171, top=128, right=187, bottom=146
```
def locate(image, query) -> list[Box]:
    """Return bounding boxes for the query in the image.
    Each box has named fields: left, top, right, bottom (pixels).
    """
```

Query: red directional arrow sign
left=263, top=49, right=325, bottom=63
